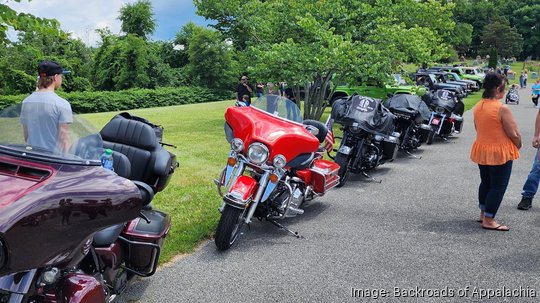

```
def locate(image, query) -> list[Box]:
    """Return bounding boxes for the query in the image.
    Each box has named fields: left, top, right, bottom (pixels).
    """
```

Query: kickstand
left=404, top=150, right=422, bottom=159
left=362, top=171, right=382, bottom=183
left=268, top=220, right=301, bottom=238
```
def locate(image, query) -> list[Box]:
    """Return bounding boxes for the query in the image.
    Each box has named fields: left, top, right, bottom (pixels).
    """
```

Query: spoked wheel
left=335, top=152, right=351, bottom=187
left=215, top=205, right=245, bottom=251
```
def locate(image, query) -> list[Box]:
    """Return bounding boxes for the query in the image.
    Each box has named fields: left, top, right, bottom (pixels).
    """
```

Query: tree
left=118, top=0, right=156, bottom=40
left=488, top=48, right=498, bottom=69
left=481, top=17, right=523, bottom=58
left=185, top=25, right=237, bottom=90
left=196, top=0, right=458, bottom=120
left=512, top=4, right=540, bottom=59
left=0, top=0, right=60, bottom=44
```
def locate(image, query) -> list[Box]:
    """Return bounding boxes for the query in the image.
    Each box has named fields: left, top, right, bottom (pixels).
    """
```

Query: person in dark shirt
left=236, top=75, right=252, bottom=102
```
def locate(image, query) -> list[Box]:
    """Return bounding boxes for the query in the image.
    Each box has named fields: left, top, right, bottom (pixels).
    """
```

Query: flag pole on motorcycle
left=324, top=116, right=335, bottom=153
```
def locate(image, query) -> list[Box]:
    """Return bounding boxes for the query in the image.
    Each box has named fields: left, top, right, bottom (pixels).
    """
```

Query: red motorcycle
left=0, top=107, right=177, bottom=302
left=214, top=95, right=340, bottom=251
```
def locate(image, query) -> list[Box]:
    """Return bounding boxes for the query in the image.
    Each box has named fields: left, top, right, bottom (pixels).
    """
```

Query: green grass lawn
left=82, top=92, right=482, bottom=263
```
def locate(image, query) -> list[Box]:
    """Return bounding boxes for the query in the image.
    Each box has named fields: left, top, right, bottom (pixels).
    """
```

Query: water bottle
left=100, top=149, right=114, bottom=171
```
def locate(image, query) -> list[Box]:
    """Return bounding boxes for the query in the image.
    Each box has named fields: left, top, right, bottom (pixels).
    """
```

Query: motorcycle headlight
left=231, top=138, right=244, bottom=152
left=273, top=154, right=287, bottom=168
left=247, top=143, right=269, bottom=165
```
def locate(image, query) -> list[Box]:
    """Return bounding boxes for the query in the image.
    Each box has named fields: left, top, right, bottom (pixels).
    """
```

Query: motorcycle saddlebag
left=122, top=209, right=171, bottom=275
left=310, top=159, right=340, bottom=195
left=452, top=114, right=464, bottom=133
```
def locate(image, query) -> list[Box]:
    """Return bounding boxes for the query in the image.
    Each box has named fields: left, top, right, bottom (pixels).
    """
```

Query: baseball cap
left=37, top=61, right=71, bottom=77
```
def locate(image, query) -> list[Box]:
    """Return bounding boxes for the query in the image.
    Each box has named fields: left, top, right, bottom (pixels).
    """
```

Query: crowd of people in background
left=235, top=76, right=292, bottom=105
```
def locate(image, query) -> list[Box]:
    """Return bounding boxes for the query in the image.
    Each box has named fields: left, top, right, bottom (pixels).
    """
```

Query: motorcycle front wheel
left=215, top=205, right=245, bottom=251
left=335, top=152, right=351, bottom=187
left=426, top=129, right=436, bottom=145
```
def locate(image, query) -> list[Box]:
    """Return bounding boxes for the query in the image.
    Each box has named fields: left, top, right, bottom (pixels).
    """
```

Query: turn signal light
left=269, top=174, right=279, bottom=183
left=227, top=157, right=237, bottom=166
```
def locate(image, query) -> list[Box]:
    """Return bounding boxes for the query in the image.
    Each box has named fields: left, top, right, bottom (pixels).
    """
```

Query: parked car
left=412, top=72, right=467, bottom=99
left=430, top=66, right=484, bottom=88
left=328, top=74, right=426, bottom=104
left=427, top=71, right=471, bottom=94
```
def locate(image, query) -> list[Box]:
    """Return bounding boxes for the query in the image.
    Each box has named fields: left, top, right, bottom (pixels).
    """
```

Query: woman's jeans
left=478, top=161, right=513, bottom=218
left=522, top=148, right=540, bottom=199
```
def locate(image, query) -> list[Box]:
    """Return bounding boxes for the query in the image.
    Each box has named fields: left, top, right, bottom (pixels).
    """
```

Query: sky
left=8, top=0, right=211, bottom=46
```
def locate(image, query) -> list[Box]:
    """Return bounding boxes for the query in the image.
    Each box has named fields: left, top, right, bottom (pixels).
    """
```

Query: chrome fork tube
left=244, top=172, right=270, bottom=224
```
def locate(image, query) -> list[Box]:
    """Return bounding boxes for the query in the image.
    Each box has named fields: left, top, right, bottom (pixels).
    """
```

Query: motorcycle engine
left=362, top=143, right=380, bottom=170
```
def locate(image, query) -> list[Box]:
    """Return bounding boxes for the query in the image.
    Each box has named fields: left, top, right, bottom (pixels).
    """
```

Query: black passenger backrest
left=100, top=113, right=178, bottom=193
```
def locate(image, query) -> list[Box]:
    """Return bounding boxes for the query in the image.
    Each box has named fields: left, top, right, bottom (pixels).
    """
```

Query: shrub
left=0, top=86, right=234, bottom=113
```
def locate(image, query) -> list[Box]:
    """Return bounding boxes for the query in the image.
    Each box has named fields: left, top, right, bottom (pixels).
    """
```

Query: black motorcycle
left=422, top=89, right=464, bottom=144
left=331, top=94, right=399, bottom=187
left=383, top=94, right=434, bottom=153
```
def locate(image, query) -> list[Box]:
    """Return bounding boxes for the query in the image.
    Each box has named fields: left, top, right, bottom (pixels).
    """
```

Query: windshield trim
left=0, top=145, right=102, bottom=166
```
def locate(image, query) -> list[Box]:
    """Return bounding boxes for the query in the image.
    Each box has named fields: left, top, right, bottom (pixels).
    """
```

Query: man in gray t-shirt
left=20, top=61, right=72, bottom=152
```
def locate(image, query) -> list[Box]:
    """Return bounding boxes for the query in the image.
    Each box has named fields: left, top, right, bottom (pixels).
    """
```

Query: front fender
left=223, top=176, right=258, bottom=209
left=58, top=273, right=106, bottom=303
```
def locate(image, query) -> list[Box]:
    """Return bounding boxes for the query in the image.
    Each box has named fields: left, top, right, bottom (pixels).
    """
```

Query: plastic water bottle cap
left=105, top=149, right=113, bottom=155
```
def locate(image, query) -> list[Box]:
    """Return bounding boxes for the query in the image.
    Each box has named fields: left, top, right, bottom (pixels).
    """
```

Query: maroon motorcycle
left=0, top=106, right=177, bottom=302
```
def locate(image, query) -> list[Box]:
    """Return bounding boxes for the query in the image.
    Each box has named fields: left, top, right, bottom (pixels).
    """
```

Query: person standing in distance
left=236, top=75, right=252, bottom=105
left=20, top=60, right=72, bottom=153
left=470, top=72, right=521, bottom=231
left=517, top=79, right=540, bottom=210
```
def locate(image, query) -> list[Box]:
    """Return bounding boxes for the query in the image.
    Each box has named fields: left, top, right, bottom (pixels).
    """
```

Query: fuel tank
left=0, top=154, right=142, bottom=276
left=225, top=107, right=320, bottom=162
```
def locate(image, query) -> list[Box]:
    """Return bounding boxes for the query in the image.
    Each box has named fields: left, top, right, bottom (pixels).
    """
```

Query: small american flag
left=324, top=116, right=335, bottom=153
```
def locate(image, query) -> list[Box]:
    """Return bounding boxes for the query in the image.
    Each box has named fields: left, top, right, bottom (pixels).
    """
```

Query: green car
left=328, top=74, right=427, bottom=104
left=433, top=66, right=485, bottom=88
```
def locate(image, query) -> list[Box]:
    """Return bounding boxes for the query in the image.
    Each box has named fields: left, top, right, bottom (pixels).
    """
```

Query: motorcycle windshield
left=0, top=104, right=103, bottom=165
left=251, top=95, right=302, bottom=123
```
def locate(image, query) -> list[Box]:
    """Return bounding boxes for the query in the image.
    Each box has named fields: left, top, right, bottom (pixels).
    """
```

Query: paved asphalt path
left=121, top=87, right=540, bottom=302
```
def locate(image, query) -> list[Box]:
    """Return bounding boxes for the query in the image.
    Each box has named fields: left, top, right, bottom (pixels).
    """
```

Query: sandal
left=482, top=224, right=510, bottom=231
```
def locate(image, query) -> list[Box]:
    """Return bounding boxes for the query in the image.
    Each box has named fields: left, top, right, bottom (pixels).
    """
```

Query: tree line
left=0, top=0, right=538, bottom=118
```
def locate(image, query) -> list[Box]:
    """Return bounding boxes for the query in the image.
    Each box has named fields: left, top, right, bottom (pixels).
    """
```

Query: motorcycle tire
left=335, top=152, right=351, bottom=188
left=215, top=205, right=245, bottom=251
left=426, top=130, right=435, bottom=145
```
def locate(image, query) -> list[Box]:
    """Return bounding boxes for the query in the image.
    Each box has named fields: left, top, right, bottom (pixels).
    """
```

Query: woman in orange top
left=470, top=72, right=521, bottom=231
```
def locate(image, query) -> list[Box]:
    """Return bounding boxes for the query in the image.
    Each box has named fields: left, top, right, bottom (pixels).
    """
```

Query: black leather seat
left=93, top=224, right=125, bottom=247
left=100, top=114, right=175, bottom=193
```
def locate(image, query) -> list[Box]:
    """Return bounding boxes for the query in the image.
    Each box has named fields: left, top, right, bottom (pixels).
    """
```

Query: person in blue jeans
left=518, top=97, right=540, bottom=210
left=532, top=79, right=540, bottom=106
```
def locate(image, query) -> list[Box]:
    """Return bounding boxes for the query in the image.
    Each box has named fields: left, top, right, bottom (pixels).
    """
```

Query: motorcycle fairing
left=0, top=159, right=142, bottom=276
left=225, top=107, right=319, bottom=162
left=0, top=156, right=55, bottom=208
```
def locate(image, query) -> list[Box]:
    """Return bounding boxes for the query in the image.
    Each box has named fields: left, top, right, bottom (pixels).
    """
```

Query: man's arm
left=244, top=83, right=252, bottom=93
left=58, top=124, right=71, bottom=152
left=533, top=109, right=540, bottom=148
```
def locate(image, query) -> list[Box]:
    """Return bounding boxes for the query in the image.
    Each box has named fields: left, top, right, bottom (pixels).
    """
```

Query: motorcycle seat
left=100, top=114, right=176, bottom=193
left=93, top=223, right=125, bottom=247
left=287, top=153, right=314, bottom=170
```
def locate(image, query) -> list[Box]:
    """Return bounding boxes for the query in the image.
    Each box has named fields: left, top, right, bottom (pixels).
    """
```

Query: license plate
left=432, top=118, right=440, bottom=126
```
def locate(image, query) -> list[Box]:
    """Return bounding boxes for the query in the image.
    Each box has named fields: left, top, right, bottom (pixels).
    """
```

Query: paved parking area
left=121, top=87, right=540, bottom=302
